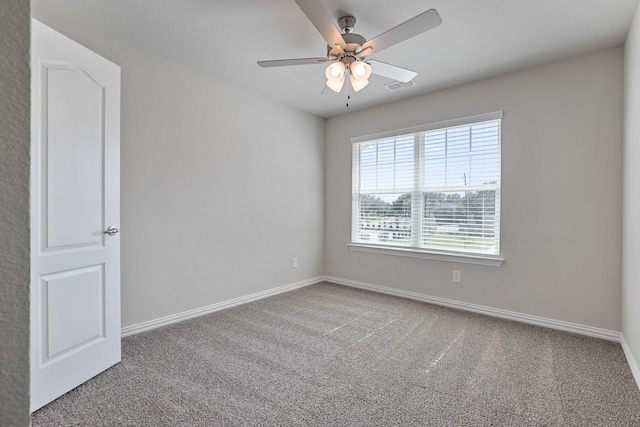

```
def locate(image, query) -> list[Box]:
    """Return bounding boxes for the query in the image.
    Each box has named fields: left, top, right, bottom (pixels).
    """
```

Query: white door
left=30, top=19, right=121, bottom=412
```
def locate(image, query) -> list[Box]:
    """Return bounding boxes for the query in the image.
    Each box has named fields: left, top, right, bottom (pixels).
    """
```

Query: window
left=351, top=112, right=502, bottom=260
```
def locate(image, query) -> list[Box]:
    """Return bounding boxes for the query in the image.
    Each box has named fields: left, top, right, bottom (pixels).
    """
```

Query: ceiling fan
left=257, top=0, right=442, bottom=95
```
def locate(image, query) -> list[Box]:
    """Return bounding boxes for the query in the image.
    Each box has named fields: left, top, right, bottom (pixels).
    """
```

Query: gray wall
left=31, top=14, right=325, bottom=328
left=325, top=47, right=624, bottom=332
left=624, top=3, right=640, bottom=374
left=0, top=1, right=31, bottom=425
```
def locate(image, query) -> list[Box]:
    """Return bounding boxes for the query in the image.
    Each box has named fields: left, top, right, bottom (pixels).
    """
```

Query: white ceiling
left=33, top=0, right=639, bottom=118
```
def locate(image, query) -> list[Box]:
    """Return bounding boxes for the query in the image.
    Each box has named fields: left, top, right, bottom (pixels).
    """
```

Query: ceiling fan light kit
left=324, top=59, right=371, bottom=93
left=258, top=0, right=442, bottom=101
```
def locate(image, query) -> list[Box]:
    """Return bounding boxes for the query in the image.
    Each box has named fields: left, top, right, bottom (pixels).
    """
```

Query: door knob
left=104, top=225, right=120, bottom=236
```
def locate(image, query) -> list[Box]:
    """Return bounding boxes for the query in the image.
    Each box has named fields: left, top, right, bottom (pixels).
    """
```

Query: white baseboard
left=121, top=274, right=622, bottom=344
left=322, top=275, right=621, bottom=342
left=121, top=276, right=324, bottom=337
left=621, top=334, right=640, bottom=391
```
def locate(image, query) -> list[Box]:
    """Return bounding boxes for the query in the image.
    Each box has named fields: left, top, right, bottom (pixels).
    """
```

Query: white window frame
left=350, top=111, right=504, bottom=267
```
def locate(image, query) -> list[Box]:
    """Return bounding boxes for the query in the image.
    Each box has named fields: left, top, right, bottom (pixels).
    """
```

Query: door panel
left=45, top=65, right=104, bottom=249
left=31, top=19, right=121, bottom=412
left=43, top=265, right=104, bottom=359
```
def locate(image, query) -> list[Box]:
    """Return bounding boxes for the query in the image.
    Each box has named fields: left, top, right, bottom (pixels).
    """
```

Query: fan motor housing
left=327, top=33, right=367, bottom=59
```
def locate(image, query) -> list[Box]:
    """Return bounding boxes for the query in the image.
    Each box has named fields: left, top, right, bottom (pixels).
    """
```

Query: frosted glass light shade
left=326, top=78, right=345, bottom=93
left=350, top=74, right=369, bottom=92
left=325, top=62, right=346, bottom=81
left=350, top=61, right=372, bottom=81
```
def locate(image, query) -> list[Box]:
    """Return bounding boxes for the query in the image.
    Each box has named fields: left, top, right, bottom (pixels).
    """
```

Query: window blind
left=352, top=113, right=501, bottom=256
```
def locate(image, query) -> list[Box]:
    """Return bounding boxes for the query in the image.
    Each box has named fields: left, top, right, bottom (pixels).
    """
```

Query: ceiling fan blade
left=368, top=60, right=417, bottom=83
left=295, top=0, right=347, bottom=49
left=362, top=9, right=441, bottom=55
left=258, top=57, right=333, bottom=68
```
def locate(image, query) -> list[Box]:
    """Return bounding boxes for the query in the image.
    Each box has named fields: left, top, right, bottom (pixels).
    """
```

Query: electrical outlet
left=452, top=270, right=461, bottom=283
left=292, top=257, right=298, bottom=268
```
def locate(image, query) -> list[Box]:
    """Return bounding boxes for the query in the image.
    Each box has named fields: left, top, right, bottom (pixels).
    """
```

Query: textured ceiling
left=33, top=0, right=639, bottom=118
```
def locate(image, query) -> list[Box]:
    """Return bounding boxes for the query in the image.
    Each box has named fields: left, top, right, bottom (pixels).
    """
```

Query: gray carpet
left=32, top=282, right=640, bottom=426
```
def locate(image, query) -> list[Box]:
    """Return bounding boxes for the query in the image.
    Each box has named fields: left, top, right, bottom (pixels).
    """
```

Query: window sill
left=348, top=243, right=504, bottom=267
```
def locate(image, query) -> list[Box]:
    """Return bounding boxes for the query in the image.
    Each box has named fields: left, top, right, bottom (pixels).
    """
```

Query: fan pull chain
left=346, top=74, right=351, bottom=107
